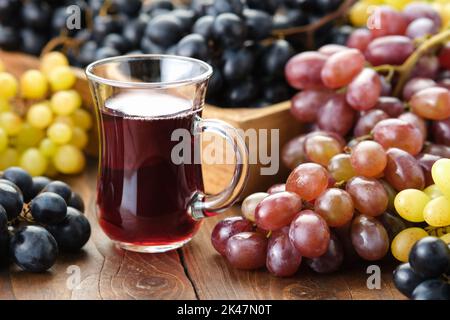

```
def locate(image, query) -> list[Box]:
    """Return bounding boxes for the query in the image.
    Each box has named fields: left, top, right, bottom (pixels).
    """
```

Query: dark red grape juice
left=97, top=91, right=203, bottom=248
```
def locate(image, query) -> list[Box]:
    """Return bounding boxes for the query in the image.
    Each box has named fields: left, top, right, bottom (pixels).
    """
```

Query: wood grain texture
left=0, top=161, right=405, bottom=300
left=182, top=207, right=405, bottom=300
left=0, top=161, right=197, bottom=300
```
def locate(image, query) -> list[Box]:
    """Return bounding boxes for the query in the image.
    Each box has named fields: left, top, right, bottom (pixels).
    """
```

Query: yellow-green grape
left=391, top=228, right=428, bottom=262
left=431, top=159, right=450, bottom=199
left=423, top=196, right=450, bottom=227
left=26, top=103, right=53, bottom=129
left=384, top=0, right=409, bottom=10
left=48, top=66, right=76, bottom=91
left=0, top=98, right=11, bottom=112
left=14, top=123, right=45, bottom=148
left=441, top=233, right=450, bottom=244
left=69, top=127, right=88, bottom=149
left=20, top=70, right=48, bottom=99
left=45, top=161, right=59, bottom=178
left=71, top=108, right=93, bottom=130
left=53, top=144, right=85, bottom=174
left=349, top=2, right=372, bottom=27
left=0, top=147, right=18, bottom=170
left=47, top=122, right=73, bottom=145
left=0, top=111, right=23, bottom=136
left=50, top=90, right=82, bottom=116
left=19, top=148, right=48, bottom=176
left=423, top=184, right=443, bottom=200
left=394, top=189, right=430, bottom=222
left=0, top=128, right=7, bottom=152
left=39, top=138, right=58, bottom=157
left=0, top=72, right=18, bottom=99
left=53, top=115, right=74, bottom=127
left=40, top=51, right=69, bottom=75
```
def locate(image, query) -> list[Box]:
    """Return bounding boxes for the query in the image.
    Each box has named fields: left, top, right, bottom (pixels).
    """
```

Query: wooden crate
left=0, top=51, right=302, bottom=197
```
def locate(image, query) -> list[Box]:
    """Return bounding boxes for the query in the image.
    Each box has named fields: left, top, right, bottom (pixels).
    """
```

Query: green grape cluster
left=0, top=52, right=93, bottom=176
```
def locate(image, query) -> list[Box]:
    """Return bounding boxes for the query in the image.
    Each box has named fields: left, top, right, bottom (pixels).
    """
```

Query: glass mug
left=86, top=55, right=249, bottom=253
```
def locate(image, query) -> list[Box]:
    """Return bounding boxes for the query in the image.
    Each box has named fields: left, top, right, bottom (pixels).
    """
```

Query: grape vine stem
left=374, top=29, right=450, bottom=98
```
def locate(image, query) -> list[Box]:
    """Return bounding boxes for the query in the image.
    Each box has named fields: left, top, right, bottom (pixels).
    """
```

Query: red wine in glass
left=97, top=91, right=203, bottom=248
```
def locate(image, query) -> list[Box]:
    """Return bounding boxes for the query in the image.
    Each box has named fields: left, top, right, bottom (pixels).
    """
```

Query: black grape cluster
left=0, top=0, right=345, bottom=107
left=394, top=237, right=450, bottom=300
left=0, top=167, right=91, bottom=273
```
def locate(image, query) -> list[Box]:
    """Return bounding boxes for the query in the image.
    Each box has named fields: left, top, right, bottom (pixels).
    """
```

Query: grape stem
left=41, top=36, right=83, bottom=57
left=374, top=29, right=450, bottom=98
left=271, top=0, right=357, bottom=49
left=393, top=29, right=450, bottom=97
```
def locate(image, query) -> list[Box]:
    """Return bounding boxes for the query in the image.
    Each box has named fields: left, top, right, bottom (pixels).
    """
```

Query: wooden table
left=0, top=161, right=405, bottom=300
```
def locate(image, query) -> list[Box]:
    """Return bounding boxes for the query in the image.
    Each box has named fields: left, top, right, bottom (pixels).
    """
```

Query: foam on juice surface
left=104, top=91, right=193, bottom=118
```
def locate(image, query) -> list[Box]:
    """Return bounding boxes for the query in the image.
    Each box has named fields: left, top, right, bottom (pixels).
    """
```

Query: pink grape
left=317, top=94, right=356, bottom=136
left=354, top=109, right=389, bottom=137
left=314, top=188, right=354, bottom=227
left=351, top=214, right=389, bottom=261
left=398, top=112, right=428, bottom=141
left=266, top=227, right=302, bottom=277
left=374, top=96, right=405, bottom=117
left=290, top=89, right=334, bottom=123
left=372, top=119, right=424, bottom=156
left=384, top=148, right=425, bottom=191
left=403, top=3, right=442, bottom=27
left=289, top=210, right=330, bottom=258
left=286, top=163, right=329, bottom=202
left=346, top=176, right=388, bottom=217
left=369, top=6, right=408, bottom=38
left=211, top=217, right=254, bottom=256
left=346, top=68, right=381, bottom=111
left=321, top=49, right=365, bottom=89
left=402, top=77, right=437, bottom=101
left=255, top=191, right=302, bottom=231
left=365, top=36, right=414, bottom=66
left=318, top=44, right=348, bottom=56
left=285, top=52, right=327, bottom=90
left=406, top=18, right=439, bottom=40
left=306, top=233, right=344, bottom=274
left=347, top=28, right=373, bottom=53
left=410, top=87, right=450, bottom=121
left=225, top=232, right=268, bottom=270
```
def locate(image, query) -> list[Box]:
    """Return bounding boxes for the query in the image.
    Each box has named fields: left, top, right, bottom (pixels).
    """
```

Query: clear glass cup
left=86, top=55, right=249, bottom=253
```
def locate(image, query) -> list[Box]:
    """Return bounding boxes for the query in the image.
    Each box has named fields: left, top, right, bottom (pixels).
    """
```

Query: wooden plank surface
left=0, top=161, right=404, bottom=300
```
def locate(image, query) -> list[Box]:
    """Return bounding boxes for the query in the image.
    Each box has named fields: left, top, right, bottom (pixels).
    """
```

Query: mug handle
left=189, top=116, right=249, bottom=219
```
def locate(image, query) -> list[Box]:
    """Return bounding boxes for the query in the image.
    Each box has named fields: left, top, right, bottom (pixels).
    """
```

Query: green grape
left=71, top=109, right=93, bottom=131
left=0, top=147, right=18, bottom=169
left=47, top=123, right=73, bottom=145
left=19, top=148, right=48, bottom=176
left=53, top=145, right=85, bottom=174
left=40, top=51, right=69, bottom=75
left=48, top=66, right=76, bottom=92
left=69, top=127, right=88, bottom=149
left=423, top=184, right=443, bottom=199
left=423, top=196, right=450, bottom=227
left=441, top=233, right=450, bottom=244
left=0, top=111, right=23, bottom=136
left=27, top=103, right=53, bottom=129
left=394, top=189, right=430, bottom=222
left=0, top=98, right=11, bottom=112
left=45, top=161, right=59, bottom=178
left=53, top=115, right=75, bottom=127
left=431, top=158, right=450, bottom=199
left=380, top=180, right=397, bottom=212
left=0, top=127, right=8, bottom=152
left=15, top=123, right=45, bottom=148
left=50, top=90, right=82, bottom=116
left=391, top=227, right=428, bottom=262
left=328, top=154, right=355, bottom=182
left=20, top=70, right=48, bottom=99
left=0, top=72, right=18, bottom=99
left=39, top=138, right=57, bottom=157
